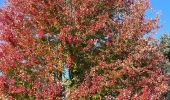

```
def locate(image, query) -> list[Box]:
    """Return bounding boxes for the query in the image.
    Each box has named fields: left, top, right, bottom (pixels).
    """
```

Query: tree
left=0, top=0, right=168, bottom=99
left=159, top=34, right=170, bottom=100
left=160, top=34, right=170, bottom=61
left=160, top=34, right=170, bottom=76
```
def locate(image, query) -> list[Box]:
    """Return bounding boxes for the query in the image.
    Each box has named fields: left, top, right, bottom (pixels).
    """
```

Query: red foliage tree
left=0, top=0, right=169, bottom=99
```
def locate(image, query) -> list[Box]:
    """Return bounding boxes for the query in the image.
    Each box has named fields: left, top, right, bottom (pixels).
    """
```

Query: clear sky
left=0, top=0, right=169, bottom=39
left=0, top=0, right=3, bottom=6
left=147, top=0, right=170, bottom=38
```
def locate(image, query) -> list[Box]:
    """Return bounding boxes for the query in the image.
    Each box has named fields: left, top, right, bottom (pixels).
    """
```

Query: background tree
left=160, top=34, right=170, bottom=61
left=0, top=0, right=169, bottom=99
left=160, top=34, right=170, bottom=77
left=159, top=34, right=170, bottom=100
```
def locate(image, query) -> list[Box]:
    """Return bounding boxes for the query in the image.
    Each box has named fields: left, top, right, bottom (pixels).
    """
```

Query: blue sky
left=0, top=0, right=3, bottom=6
left=147, top=0, right=170, bottom=38
left=0, top=0, right=169, bottom=39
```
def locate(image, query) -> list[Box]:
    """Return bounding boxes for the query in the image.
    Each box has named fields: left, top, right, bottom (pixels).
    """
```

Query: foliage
left=159, top=34, right=170, bottom=100
left=0, top=0, right=169, bottom=99
left=160, top=34, right=170, bottom=74
left=160, top=34, right=170, bottom=61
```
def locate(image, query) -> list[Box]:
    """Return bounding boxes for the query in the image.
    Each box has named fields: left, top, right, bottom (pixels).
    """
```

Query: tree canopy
left=0, top=0, right=169, bottom=99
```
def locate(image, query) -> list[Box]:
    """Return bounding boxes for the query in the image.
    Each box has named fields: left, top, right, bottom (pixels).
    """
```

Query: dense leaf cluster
left=0, top=0, right=169, bottom=99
